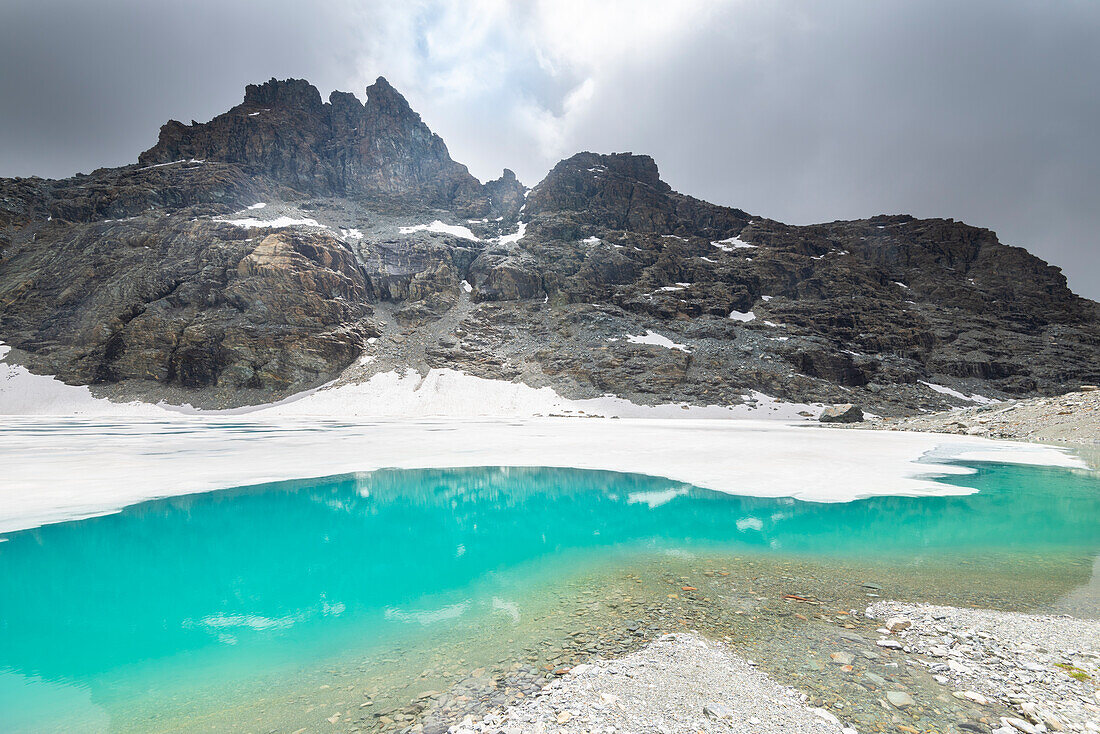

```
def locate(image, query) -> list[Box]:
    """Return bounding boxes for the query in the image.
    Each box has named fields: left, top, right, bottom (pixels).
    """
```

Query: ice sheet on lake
left=0, top=413, right=1086, bottom=535
left=0, top=341, right=1087, bottom=535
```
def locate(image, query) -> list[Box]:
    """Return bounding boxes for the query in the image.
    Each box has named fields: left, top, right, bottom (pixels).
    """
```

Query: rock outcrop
left=1, top=77, right=1097, bottom=411
left=819, top=405, right=864, bottom=424
left=138, top=77, right=523, bottom=219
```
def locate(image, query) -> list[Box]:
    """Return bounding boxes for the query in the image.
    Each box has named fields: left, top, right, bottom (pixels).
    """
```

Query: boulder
left=819, top=404, right=864, bottom=423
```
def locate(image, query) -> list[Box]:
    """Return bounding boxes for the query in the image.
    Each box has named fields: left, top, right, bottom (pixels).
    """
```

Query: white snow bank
left=138, top=159, right=205, bottom=171
left=498, top=221, right=527, bottom=246
left=729, top=309, right=756, bottom=322
left=341, top=228, right=363, bottom=240
left=919, top=381, right=996, bottom=405
left=0, top=412, right=1084, bottom=534
left=219, top=216, right=326, bottom=229
left=247, top=202, right=267, bottom=210
left=712, top=236, right=756, bottom=252
left=218, top=369, right=794, bottom=419
left=0, top=342, right=166, bottom=417
left=400, top=220, right=481, bottom=242
left=582, top=236, right=601, bottom=245
left=613, top=330, right=691, bottom=352
left=0, top=343, right=798, bottom=421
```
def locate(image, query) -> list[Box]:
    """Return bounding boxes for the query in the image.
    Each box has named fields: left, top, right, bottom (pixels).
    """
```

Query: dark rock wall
left=2, top=77, right=1097, bottom=409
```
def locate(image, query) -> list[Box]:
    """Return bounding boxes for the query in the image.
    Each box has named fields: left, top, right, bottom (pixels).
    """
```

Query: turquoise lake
left=1, top=461, right=1098, bottom=731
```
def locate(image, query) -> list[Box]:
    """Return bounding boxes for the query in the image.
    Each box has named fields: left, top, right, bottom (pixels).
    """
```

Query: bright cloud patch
left=736, top=517, right=764, bottom=532
left=627, top=487, right=688, bottom=509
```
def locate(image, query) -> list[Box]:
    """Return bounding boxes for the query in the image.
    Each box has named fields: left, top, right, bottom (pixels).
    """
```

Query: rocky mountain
left=1, top=77, right=1097, bottom=414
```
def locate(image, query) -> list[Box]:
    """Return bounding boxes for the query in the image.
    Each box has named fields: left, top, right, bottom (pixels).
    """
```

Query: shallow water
left=1, top=462, right=1098, bottom=731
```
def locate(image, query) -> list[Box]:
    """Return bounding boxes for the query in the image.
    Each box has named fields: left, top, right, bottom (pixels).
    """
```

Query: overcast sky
left=2, top=0, right=1098, bottom=298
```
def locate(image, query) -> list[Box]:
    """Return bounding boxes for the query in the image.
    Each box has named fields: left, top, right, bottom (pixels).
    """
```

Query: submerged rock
left=886, top=691, right=917, bottom=708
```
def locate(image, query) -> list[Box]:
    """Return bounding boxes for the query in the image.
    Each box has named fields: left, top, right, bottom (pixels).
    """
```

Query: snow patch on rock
left=400, top=220, right=481, bottom=242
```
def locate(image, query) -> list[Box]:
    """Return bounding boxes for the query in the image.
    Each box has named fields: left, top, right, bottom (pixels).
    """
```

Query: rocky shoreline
left=315, top=549, right=1099, bottom=734
left=450, top=633, right=849, bottom=734
left=428, top=603, right=1100, bottom=734
left=866, top=602, right=1100, bottom=734
left=850, top=388, right=1100, bottom=448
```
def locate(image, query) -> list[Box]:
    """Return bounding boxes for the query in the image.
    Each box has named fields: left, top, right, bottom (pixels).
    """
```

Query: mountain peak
left=242, top=78, right=323, bottom=111
left=558, top=152, right=667, bottom=190
left=137, top=76, right=513, bottom=215
left=525, top=150, right=745, bottom=236
left=370, top=75, right=395, bottom=91
left=364, top=75, right=415, bottom=119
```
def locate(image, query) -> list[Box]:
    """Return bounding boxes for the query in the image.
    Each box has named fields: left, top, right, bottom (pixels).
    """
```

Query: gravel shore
left=438, top=600, right=1100, bottom=734
left=867, top=602, right=1100, bottom=733
left=449, top=633, right=849, bottom=734
left=856, top=388, right=1100, bottom=447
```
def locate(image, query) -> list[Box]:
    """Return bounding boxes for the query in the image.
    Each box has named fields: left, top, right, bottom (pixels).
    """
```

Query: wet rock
left=886, top=691, right=916, bottom=708
left=862, top=672, right=887, bottom=687
left=830, top=651, right=856, bottom=665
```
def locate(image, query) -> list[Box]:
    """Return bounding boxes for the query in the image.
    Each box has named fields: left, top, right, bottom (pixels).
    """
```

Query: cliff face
left=1, top=78, right=1097, bottom=412
left=138, top=77, right=523, bottom=219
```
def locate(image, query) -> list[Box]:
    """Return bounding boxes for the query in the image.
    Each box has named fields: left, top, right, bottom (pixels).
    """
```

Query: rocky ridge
left=1, top=77, right=1098, bottom=413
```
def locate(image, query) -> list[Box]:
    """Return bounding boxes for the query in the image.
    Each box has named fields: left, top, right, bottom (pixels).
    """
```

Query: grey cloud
left=1, top=0, right=1096, bottom=298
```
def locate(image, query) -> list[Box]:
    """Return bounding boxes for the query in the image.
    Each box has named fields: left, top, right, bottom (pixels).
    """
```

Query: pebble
left=1000, top=716, right=1041, bottom=734
left=862, top=672, right=887, bottom=687
left=954, top=690, right=989, bottom=705
left=886, top=617, right=912, bottom=633
left=886, top=691, right=916, bottom=708
left=830, top=651, right=855, bottom=666
left=703, top=703, right=734, bottom=720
